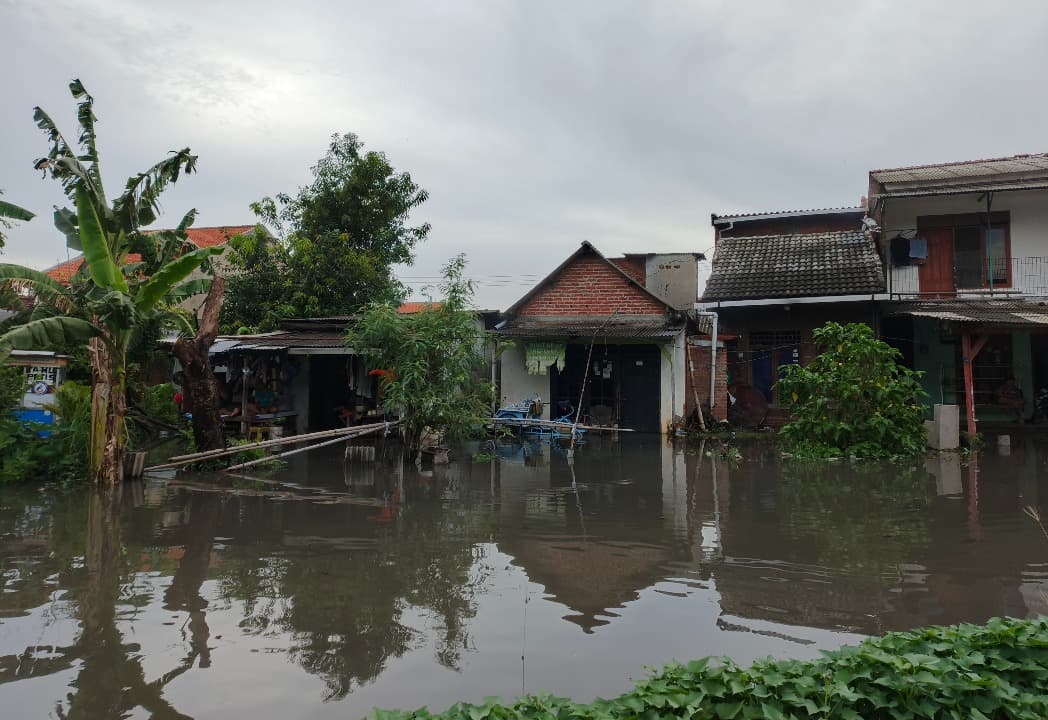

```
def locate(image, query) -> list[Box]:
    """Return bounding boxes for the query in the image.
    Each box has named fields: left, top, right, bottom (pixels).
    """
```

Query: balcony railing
left=887, top=256, right=1048, bottom=299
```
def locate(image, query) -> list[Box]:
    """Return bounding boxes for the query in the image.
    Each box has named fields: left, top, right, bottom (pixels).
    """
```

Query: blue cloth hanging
left=909, top=237, right=928, bottom=260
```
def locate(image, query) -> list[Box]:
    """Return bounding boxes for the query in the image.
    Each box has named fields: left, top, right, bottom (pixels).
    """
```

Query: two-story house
left=870, top=154, right=1048, bottom=435
left=700, top=207, right=884, bottom=426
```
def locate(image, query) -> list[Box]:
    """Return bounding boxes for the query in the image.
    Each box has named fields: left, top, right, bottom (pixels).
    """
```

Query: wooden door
left=918, top=227, right=955, bottom=296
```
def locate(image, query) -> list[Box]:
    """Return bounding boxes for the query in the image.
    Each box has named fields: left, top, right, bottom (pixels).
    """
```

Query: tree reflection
left=50, top=485, right=197, bottom=720
left=211, top=463, right=490, bottom=700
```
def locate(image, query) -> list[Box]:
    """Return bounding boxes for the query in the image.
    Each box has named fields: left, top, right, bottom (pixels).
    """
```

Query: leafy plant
left=777, top=322, right=927, bottom=459
left=348, top=255, right=492, bottom=458
left=0, top=190, right=35, bottom=250
left=0, top=371, right=91, bottom=485
left=372, top=616, right=1048, bottom=720
left=0, top=80, right=218, bottom=483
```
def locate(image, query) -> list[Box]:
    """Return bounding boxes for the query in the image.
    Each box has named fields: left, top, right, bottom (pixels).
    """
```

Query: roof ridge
left=871, top=152, right=1048, bottom=174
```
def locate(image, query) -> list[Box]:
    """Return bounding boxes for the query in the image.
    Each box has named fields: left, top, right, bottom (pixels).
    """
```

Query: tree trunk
left=88, top=337, right=126, bottom=485
left=172, top=277, right=226, bottom=452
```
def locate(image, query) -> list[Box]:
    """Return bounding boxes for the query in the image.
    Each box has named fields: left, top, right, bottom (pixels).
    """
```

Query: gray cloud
left=2, top=0, right=1047, bottom=307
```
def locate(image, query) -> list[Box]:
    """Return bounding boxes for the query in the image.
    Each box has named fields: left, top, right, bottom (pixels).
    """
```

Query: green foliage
left=0, top=372, right=91, bottom=485
left=222, top=133, right=429, bottom=332
left=133, top=381, right=179, bottom=425
left=0, top=191, right=35, bottom=249
left=777, top=322, right=927, bottom=459
left=348, top=255, right=492, bottom=453
left=374, top=616, right=1048, bottom=720
left=0, top=80, right=213, bottom=481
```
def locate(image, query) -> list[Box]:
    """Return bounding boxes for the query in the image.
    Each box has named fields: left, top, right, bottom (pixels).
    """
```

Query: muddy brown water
left=1, top=436, right=1046, bottom=719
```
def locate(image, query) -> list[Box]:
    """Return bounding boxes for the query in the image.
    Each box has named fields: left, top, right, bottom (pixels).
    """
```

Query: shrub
left=372, top=616, right=1048, bottom=720
left=777, top=322, right=927, bottom=459
left=0, top=371, right=91, bottom=485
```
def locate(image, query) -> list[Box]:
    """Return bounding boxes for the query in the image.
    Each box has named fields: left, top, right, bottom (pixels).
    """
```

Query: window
left=917, top=213, right=1011, bottom=290
left=952, top=224, right=1009, bottom=288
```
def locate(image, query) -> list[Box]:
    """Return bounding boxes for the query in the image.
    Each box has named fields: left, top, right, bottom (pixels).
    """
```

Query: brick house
left=496, top=241, right=711, bottom=433
left=700, top=208, right=884, bottom=425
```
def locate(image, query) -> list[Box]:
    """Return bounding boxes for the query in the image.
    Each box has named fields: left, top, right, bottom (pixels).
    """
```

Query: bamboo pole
left=224, top=427, right=386, bottom=471
left=687, top=344, right=707, bottom=432
left=489, top=417, right=634, bottom=432
left=146, top=421, right=394, bottom=471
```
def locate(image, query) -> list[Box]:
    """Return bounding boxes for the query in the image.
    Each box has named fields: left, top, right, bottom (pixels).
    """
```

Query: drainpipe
left=693, top=310, right=719, bottom=413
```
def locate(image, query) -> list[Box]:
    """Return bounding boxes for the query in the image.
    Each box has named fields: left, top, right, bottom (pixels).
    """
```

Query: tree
left=777, top=322, right=927, bottom=459
left=222, top=133, right=429, bottom=332
left=348, top=255, right=491, bottom=459
left=171, top=277, right=226, bottom=451
left=0, top=80, right=219, bottom=484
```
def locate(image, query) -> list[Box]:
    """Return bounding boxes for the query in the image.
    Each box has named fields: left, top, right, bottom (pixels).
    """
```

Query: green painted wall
left=910, top=318, right=1033, bottom=421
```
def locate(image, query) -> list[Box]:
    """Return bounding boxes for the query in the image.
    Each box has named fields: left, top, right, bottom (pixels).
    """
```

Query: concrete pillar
left=929, top=404, right=960, bottom=450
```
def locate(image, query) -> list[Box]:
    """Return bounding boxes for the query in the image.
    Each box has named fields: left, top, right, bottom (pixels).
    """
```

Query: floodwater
left=2, top=436, right=1047, bottom=719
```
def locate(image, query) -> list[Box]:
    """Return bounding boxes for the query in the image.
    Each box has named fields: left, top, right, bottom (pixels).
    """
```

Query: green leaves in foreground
left=372, top=616, right=1048, bottom=720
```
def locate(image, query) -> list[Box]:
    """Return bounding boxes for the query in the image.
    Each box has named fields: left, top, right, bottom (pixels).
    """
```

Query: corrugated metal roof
left=884, top=300, right=1048, bottom=328
left=871, top=154, right=1048, bottom=184
left=712, top=207, right=865, bottom=223
left=497, top=315, right=683, bottom=340
left=702, top=230, right=884, bottom=301
left=215, top=331, right=349, bottom=351
left=873, top=180, right=1048, bottom=199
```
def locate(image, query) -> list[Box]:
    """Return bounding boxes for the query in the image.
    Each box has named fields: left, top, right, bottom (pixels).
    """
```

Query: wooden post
left=960, top=333, right=990, bottom=440
left=961, top=334, right=977, bottom=439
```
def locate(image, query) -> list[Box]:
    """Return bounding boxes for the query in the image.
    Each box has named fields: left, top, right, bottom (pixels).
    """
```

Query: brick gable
left=518, top=255, right=668, bottom=316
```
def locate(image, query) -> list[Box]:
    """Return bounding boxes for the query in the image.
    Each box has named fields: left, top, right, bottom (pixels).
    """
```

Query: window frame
left=916, top=213, right=1012, bottom=290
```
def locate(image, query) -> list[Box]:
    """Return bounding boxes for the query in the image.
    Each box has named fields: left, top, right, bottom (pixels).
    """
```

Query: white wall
left=645, top=254, right=699, bottom=311
left=500, top=336, right=685, bottom=433
left=883, top=189, right=1048, bottom=296
left=659, top=330, right=687, bottom=432
left=499, top=343, right=551, bottom=420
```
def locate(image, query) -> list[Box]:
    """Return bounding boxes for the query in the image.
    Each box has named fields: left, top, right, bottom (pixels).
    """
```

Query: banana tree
left=0, top=80, right=220, bottom=484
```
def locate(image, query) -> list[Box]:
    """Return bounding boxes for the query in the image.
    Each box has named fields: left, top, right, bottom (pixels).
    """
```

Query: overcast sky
left=2, top=1, right=1047, bottom=308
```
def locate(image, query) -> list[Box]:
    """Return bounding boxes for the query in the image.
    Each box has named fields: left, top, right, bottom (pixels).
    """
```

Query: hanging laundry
left=890, top=236, right=911, bottom=266
left=525, top=342, right=566, bottom=375
left=909, top=237, right=928, bottom=261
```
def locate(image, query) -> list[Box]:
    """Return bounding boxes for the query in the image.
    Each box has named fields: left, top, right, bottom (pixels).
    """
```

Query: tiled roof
left=397, top=302, right=442, bottom=314
left=497, top=315, right=682, bottom=340
left=701, top=230, right=884, bottom=301
left=43, top=225, right=254, bottom=284
left=883, top=300, right=1048, bottom=328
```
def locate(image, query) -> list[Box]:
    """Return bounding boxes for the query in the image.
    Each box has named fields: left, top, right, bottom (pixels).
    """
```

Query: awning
left=208, top=339, right=242, bottom=354
left=498, top=316, right=684, bottom=340
left=884, top=301, right=1048, bottom=329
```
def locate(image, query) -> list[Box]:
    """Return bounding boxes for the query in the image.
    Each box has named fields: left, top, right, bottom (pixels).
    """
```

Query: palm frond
left=76, top=186, right=127, bottom=292
left=164, top=278, right=212, bottom=304
left=0, top=264, right=75, bottom=315
left=69, top=79, right=104, bottom=194
left=135, top=246, right=222, bottom=312
left=33, top=106, right=105, bottom=204
left=0, top=316, right=103, bottom=361
left=0, top=200, right=35, bottom=223
left=114, top=150, right=198, bottom=229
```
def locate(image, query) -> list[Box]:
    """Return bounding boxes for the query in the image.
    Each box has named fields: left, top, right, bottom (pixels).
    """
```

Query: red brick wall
left=685, top=341, right=728, bottom=422
left=608, top=257, right=646, bottom=285
left=518, top=256, right=667, bottom=316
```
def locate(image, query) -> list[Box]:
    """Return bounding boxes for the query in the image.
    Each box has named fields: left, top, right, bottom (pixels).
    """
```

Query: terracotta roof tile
left=43, top=225, right=253, bottom=284
left=397, top=302, right=442, bottom=314
left=701, top=230, right=884, bottom=301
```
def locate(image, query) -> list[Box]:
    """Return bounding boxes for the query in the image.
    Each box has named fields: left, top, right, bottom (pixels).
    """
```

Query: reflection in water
left=1, top=436, right=1047, bottom=719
